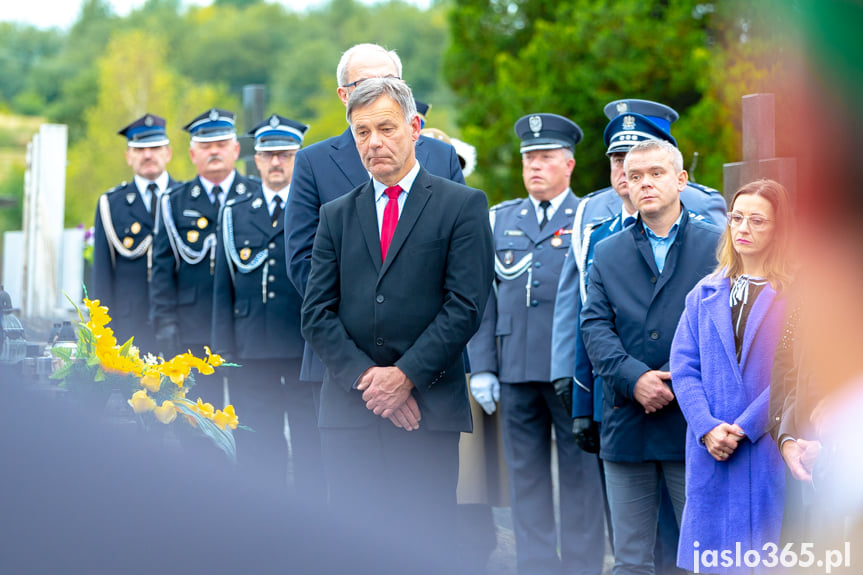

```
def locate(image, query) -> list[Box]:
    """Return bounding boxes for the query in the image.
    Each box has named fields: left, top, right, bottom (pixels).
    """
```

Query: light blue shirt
left=373, top=160, right=420, bottom=236
left=200, top=171, right=236, bottom=205
left=643, top=211, right=683, bottom=274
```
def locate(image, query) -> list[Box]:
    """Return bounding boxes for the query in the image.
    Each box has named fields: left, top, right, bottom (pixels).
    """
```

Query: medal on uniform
left=126, top=192, right=136, bottom=205
left=191, top=185, right=201, bottom=199
left=131, top=222, right=141, bottom=234
left=551, top=236, right=562, bottom=247
left=240, top=247, right=251, bottom=260
left=252, top=198, right=263, bottom=210
left=503, top=250, right=514, bottom=265
left=187, top=230, right=199, bottom=243
left=237, top=183, right=246, bottom=195
left=123, top=236, right=134, bottom=248
left=197, top=217, right=208, bottom=229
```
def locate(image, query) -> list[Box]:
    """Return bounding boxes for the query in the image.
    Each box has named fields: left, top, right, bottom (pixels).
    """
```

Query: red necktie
left=380, top=185, right=402, bottom=261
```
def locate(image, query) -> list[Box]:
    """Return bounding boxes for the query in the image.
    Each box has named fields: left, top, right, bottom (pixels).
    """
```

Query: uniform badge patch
left=616, top=102, right=629, bottom=114
left=252, top=198, right=263, bottom=209
left=237, top=183, right=246, bottom=195
left=130, top=222, right=141, bottom=235
left=529, top=115, right=542, bottom=137
left=144, top=115, right=154, bottom=127
left=123, top=237, right=134, bottom=248
left=197, top=217, right=208, bottom=229
left=503, top=250, right=514, bottom=265
left=269, top=115, right=280, bottom=128
left=126, top=192, right=136, bottom=205
left=187, top=230, right=199, bottom=243
left=191, top=186, right=201, bottom=199
left=209, top=109, right=219, bottom=122
left=240, top=247, right=251, bottom=260
left=622, top=115, right=636, bottom=130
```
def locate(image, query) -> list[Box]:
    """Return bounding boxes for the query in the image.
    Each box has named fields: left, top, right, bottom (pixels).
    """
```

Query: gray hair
left=624, top=139, right=684, bottom=173
left=347, top=77, right=417, bottom=127
left=336, top=43, right=403, bottom=87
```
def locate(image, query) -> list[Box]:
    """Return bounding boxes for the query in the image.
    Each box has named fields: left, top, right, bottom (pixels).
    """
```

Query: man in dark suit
left=151, top=109, right=259, bottom=403
left=92, top=114, right=177, bottom=355
left=286, top=42, right=464, bottom=384
left=580, top=139, right=721, bottom=575
left=212, top=114, right=325, bottom=496
left=301, top=77, right=493, bottom=564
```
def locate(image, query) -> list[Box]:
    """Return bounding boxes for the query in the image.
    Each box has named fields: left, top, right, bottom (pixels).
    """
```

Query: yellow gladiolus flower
left=212, top=405, right=239, bottom=430
left=177, top=351, right=214, bottom=376
left=152, top=401, right=178, bottom=424
left=204, top=346, right=224, bottom=367
left=128, top=389, right=156, bottom=413
left=158, top=358, right=190, bottom=386
left=139, top=371, right=162, bottom=393
left=193, top=398, right=215, bottom=419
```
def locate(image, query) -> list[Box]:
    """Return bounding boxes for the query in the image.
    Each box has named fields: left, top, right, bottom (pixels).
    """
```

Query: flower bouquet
left=50, top=296, right=244, bottom=461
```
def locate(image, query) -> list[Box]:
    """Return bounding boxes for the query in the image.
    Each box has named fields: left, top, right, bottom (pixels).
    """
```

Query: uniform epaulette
left=226, top=194, right=252, bottom=208
left=687, top=181, right=721, bottom=196
left=687, top=210, right=707, bottom=222
left=162, top=182, right=182, bottom=197
left=588, top=214, right=617, bottom=230
left=105, top=182, right=128, bottom=195
left=580, top=186, right=614, bottom=200
left=489, top=198, right=522, bottom=212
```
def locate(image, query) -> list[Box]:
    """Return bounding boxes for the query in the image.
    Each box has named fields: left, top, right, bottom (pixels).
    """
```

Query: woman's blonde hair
left=716, top=178, right=794, bottom=292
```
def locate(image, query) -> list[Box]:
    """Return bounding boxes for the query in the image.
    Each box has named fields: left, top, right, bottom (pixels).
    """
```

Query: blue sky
left=2, top=0, right=430, bottom=30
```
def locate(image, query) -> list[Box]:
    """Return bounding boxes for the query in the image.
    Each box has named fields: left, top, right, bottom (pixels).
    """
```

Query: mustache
left=206, top=154, right=224, bottom=163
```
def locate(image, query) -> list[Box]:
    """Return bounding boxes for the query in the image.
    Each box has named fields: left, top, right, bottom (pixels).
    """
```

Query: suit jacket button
left=531, top=300, right=539, bottom=307
left=649, top=331, right=660, bottom=340
left=268, top=292, right=275, bottom=299
left=269, top=258, right=276, bottom=266
left=268, top=242, right=276, bottom=249
left=650, top=276, right=657, bottom=284
left=268, top=275, right=275, bottom=282
left=376, top=294, right=385, bottom=303
left=375, top=337, right=384, bottom=346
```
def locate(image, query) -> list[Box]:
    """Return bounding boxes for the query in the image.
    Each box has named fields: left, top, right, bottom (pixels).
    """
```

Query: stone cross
left=723, top=93, right=796, bottom=201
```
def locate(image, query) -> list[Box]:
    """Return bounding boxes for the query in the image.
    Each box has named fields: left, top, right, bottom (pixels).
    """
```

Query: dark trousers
left=229, top=359, right=325, bottom=501
left=320, top=420, right=460, bottom=569
left=500, top=382, right=607, bottom=575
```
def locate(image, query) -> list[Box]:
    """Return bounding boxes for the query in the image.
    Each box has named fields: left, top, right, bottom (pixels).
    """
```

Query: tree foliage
left=65, top=31, right=236, bottom=226
left=445, top=0, right=787, bottom=203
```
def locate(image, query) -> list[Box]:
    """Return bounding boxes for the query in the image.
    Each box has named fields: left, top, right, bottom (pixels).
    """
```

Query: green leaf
left=174, top=400, right=237, bottom=463
left=94, top=367, right=106, bottom=382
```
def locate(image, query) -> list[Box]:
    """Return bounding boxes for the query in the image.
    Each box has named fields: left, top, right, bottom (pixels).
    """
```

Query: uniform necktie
left=380, top=185, right=402, bottom=261
left=147, top=183, right=158, bottom=218
left=539, top=200, right=551, bottom=230
left=212, top=185, right=223, bottom=212
left=624, top=216, right=637, bottom=228
left=272, top=195, right=283, bottom=228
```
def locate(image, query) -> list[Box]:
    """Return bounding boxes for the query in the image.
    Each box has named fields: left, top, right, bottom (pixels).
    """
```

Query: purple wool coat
left=670, top=272, right=786, bottom=573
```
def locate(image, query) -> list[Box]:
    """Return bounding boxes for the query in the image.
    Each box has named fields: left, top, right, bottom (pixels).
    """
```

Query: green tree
left=65, top=30, right=236, bottom=226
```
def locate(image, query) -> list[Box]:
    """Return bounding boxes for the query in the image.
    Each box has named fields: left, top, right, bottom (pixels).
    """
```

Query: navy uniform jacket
left=92, top=178, right=177, bottom=352
left=150, top=173, right=259, bottom=348
left=468, top=192, right=578, bottom=383
left=550, top=183, right=726, bottom=388
left=580, top=209, right=721, bottom=462
left=286, top=127, right=464, bottom=381
left=301, top=168, right=493, bottom=431
left=211, top=189, right=304, bottom=361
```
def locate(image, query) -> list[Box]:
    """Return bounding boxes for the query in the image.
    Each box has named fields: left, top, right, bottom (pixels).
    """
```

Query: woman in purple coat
left=671, top=179, right=794, bottom=574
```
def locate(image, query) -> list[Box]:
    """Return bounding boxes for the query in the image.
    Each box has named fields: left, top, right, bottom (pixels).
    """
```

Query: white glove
left=470, top=372, right=500, bottom=415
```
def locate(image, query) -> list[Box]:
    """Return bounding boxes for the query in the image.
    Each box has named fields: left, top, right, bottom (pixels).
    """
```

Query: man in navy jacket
left=580, top=139, right=721, bottom=575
